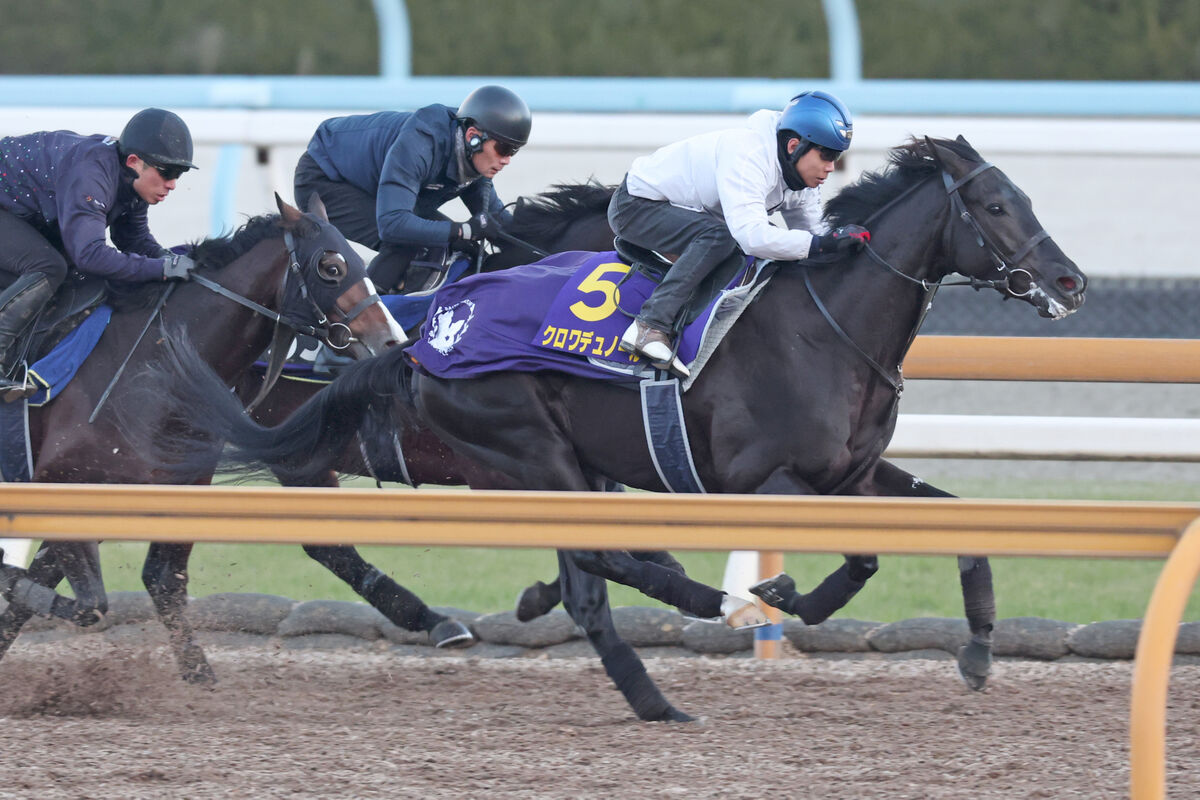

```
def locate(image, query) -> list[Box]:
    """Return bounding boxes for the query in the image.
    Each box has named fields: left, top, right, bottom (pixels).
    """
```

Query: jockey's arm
left=715, top=150, right=816, bottom=262
left=56, top=168, right=166, bottom=283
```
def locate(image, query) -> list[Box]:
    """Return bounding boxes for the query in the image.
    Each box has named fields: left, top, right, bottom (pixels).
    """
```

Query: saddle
left=612, top=236, right=750, bottom=328
left=7, top=273, right=108, bottom=366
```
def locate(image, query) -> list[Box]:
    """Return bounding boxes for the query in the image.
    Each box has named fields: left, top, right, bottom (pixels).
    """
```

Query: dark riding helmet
left=776, top=91, right=853, bottom=190
left=456, top=85, right=532, bottom=149
left=118, top=108, right=198, bottom=170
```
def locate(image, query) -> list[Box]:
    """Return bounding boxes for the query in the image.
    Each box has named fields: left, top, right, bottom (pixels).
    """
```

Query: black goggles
left=813, top=145, right=845, bottom=163
left=491, top=139, right=520, bottom=158
left=147, top=161, right=187, bottom=181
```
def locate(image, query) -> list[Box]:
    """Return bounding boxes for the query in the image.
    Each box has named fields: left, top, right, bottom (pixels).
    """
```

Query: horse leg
left=515, top=478, right=686, bottom=622
left=732, top=469, right=879, bottom=624
left=516, top=549, right=687, bottom=623
left=751, top=555, right=879, bottom=625
left=45, top=541, right=107, bottom=626
left=558, top=550, right=692, bottom=723
left=0, top=542, right=65, bottom=661
left=872, top=459, right=994, bottom=690
left=142, top=542, right=215, bottom=685
left=303, top=544, right=473, bottom=648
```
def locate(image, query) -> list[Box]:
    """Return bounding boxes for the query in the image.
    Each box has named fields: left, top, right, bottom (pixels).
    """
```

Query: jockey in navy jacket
left=294, top=85, right=532, bottom=293
left=305, top=107, right=511, bottom=248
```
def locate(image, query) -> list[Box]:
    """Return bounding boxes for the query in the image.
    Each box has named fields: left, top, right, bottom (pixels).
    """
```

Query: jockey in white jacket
left=608, top=90, right=870, bottom=378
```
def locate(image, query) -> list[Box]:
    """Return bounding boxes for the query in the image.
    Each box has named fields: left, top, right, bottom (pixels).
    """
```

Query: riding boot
left=0, top=273, right=53, bottom=401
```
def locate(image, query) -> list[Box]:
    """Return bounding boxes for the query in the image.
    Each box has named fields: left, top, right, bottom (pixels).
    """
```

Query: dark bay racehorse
left=0, top=195, right=404, bottom=683
left=135, top=137, right=1087, bottom=720
left=224, top=181, right=623, bottom=648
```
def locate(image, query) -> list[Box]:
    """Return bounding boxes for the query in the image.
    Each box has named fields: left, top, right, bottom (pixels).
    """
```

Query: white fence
left=1, top=109, right=1199, bottom=279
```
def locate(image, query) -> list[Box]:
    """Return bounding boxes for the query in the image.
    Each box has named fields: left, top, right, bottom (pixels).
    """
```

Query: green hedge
left=1, top=0, right=1196, bottom=79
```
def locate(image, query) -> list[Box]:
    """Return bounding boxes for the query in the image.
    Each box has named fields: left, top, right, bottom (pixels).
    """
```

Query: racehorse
left=221, top=181, right=627, bottom=649
left=131, top=137, right=1087, bottom=721
left=0, top=194, right=404, bottom=683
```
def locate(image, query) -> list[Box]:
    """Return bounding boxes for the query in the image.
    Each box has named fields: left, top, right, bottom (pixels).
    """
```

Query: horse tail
left=124, top=332, right=411, bottom=485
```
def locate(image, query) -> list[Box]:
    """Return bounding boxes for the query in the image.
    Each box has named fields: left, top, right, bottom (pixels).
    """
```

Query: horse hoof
left=661, top=706, right=696, bottom=723
left=430, top=619, right=475, bottom=649
left=515, top=581, right=553, bottom=622
left=957, top=640, right=992, bottom=692
left=182, top=662, right=217, bottom=686
left=180, top=645, right=217, bottom=686
left=749, top=573, right=796, bottom=610
left=721, top=595, right=770, bottom=630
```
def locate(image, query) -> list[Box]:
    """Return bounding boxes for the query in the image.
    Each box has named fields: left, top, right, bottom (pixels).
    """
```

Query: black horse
left=215, top=181, right=624, bottom=650
left=134, top=137, right=1087, bottom=720
left=0, top=195, right=403, bottom=683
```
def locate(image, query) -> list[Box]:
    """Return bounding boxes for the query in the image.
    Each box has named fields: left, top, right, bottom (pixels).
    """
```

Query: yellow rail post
left=1129, top=516, right=1200, bottom=800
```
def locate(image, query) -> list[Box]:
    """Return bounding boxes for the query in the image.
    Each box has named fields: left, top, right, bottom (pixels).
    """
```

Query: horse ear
left=924, top=136, right=973, bottom=177
left=275, top=192, right=303, bottom=227
left=306, top=192, right=330, bottom=222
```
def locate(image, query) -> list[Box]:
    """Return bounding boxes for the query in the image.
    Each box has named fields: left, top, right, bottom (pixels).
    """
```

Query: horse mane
left=506, top=179, right=616, bottom=246
left=824, top=137, right=983, bottom=228
left=106, top=214, right=284, bottom=312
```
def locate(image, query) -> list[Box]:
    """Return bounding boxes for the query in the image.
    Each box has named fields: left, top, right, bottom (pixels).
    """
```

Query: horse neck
left=172, top=238, right=289, bottom=381
left=799, top=177, right=952, bottom=365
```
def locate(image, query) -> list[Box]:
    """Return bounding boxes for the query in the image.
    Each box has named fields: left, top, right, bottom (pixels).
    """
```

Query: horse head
left=275, top=193, right=406, bottom=357
left=927, top=136, right=1087, bottom=319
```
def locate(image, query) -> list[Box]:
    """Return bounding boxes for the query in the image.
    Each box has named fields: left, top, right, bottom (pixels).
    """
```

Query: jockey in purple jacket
left=0, top=107, right=198, bottom=398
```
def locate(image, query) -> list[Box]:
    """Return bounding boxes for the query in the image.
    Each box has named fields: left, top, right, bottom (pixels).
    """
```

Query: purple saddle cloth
left=404, top=250, right=754, bottom=382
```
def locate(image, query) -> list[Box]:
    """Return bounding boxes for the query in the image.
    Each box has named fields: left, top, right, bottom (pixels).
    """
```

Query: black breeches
left=0, top=209, right=69, bottom=290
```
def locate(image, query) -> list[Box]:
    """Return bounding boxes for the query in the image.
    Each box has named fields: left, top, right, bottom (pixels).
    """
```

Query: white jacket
left=625, top=109, right=828, bottom=261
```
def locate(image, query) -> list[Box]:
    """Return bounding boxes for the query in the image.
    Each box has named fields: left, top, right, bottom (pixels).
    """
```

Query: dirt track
left=1, top=639, right=1198, bottom=799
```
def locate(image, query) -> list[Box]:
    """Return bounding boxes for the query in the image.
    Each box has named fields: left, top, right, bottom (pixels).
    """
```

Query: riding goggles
left=813, top=144, right=845, bottom=163
left=148, top=161, right=188, bottom=181
left=480, top=132, right=520, bottom=158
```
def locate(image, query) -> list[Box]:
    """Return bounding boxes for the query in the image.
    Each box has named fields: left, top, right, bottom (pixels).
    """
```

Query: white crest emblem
left=427, top=299, right=475, bottom=355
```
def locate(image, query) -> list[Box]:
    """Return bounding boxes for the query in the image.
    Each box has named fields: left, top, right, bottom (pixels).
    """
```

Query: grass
left=75, top=473, right=1200, bottom=624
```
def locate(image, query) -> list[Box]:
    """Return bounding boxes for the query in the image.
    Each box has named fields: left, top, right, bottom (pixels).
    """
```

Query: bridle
left=191, top=229, right=379, bottom=349
left=860, top=162, right=1048, bottom=296
left=804, top=160, right=1055, bottom=397
left=89, top=224, right=381, bottom=422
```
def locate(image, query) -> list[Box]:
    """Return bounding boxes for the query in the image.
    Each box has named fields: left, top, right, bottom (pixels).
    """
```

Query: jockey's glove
left=454, top=212, right=501, bottom=245
left=809, top=225, right=871, bottom=257
left=162, top=253, right=197, bottom=281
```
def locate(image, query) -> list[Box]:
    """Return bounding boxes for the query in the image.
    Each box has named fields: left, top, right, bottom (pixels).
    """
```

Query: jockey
left=294, top=84, right=531, bottom=293
left=0, top=107, right=198, bottom=398
left=609, top=90, right=871, bottom=378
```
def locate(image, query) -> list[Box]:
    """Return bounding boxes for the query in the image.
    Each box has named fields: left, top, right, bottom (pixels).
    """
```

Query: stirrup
left=0, top=369, right=35, bottom=403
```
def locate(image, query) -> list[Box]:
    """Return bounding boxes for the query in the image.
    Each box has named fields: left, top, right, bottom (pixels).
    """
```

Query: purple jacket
left=0, top=131, right=166, bottom=282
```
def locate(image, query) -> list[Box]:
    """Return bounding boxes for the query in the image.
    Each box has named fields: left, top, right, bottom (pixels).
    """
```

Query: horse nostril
left=1057, top=276, right=1077, bottom=292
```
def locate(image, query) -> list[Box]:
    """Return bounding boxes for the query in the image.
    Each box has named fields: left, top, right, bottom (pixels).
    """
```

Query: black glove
left=809, top=225, right=871, bottom=258
left=162, top=253, right=197, bottom=281
left=458, top=212, right=502, bottom=244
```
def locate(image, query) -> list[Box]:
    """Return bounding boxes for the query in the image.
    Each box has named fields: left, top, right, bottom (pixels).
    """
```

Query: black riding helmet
left=456, top=85, right=532, bottom=149
left=118, top=108, right=198, bottom=170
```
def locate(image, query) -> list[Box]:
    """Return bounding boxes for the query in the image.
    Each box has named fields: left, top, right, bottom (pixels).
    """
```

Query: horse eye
left=986, top=204, right=1005, bottom=216
left=318, top=252, right=346, bottom=280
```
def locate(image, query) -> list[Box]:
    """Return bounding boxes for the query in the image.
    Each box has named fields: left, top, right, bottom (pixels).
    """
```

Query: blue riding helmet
left=777, top=90, right=854, bottom=152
